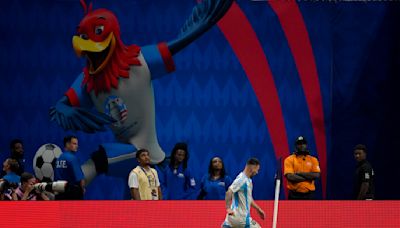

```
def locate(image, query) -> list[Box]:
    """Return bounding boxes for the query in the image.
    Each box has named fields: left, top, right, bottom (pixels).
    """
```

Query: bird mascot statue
left=49, top=0, right=234, bottom=186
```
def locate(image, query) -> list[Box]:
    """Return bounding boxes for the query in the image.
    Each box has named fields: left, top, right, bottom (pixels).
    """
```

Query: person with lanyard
left=353, top=144, right=375, bottom=200
left=198, top=156, right=232, bottom=200
left=158, top=142, right=197, bottom=199
left=284, top=136, right=321, bottom=200
left=54, top=135, right=85, bottom=200
left=128, top=149, right=162, bottom=200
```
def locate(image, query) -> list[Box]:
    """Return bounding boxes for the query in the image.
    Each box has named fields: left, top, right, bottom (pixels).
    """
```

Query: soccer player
left=222, top=157, right=265, bottom=228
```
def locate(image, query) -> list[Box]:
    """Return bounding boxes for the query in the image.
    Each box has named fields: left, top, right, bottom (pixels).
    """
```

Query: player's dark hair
left=169, top=142, right=189, bottom=170
left=6, top=158, right=20, bottom=173
left=10, top=139, right=23, bottom=150
left=246, top=157, right=260, bottom=166
left=136, top=148, right=149, bottom=159
left=20, top=172, right=35, bottom=183
left=63, top=135, right=77, bottom=147
left=208, top=157, right=226, bottom=179
left=354, top=144, right=367, bottom=153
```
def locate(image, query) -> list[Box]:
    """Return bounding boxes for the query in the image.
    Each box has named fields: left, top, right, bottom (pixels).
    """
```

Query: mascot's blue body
left=48, top=0, right=233, bottom=185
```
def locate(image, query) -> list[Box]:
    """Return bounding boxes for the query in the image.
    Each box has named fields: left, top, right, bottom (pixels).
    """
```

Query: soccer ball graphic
left=33, top=143, right=62, bottom=182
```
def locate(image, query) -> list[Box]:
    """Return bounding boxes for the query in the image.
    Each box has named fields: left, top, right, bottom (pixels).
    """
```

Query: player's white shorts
left=222, top=215, right=261, bottom=228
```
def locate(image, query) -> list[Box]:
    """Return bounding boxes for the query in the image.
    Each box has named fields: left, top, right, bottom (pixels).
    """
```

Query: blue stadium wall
left=1, top=0, right=399, bottom=199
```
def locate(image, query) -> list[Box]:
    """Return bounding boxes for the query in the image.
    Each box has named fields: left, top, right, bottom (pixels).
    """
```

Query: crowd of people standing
left=0, top=136, right=374, bottom=202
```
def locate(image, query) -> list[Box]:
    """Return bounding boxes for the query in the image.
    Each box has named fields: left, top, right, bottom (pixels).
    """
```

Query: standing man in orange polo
left=284, top=136, right=320, bottom=200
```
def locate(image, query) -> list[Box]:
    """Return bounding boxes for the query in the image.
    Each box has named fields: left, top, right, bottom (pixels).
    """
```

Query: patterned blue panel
left=1, top=0, right=399, bottom=200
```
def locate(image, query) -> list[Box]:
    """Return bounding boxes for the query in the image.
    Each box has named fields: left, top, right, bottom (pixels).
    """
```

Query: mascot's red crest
left=73, top=0, right=141, bottom=95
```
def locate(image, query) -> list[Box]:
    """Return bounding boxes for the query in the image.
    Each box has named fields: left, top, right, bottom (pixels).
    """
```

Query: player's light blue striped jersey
left=224, top=172, right=254, bottom=227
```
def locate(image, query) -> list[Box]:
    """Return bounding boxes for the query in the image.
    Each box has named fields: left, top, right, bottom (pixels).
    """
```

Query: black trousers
left=55, top=184, right=83, bottom=200
left=288, top=190, right=315, bottom=200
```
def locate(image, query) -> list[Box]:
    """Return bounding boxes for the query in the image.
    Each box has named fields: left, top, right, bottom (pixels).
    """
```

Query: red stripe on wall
left=217, top=2, right=290, bottom=197
left=268, top=1, right=328, bottom=198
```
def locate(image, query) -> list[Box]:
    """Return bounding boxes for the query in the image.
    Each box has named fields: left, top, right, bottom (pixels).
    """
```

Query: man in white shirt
left=222, top=157, right=265, bottom=228
left=128, top=149, right=162, bottom=200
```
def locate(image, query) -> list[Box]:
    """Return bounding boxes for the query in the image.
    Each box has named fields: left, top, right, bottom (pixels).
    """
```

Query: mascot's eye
left=95, top=25, right=104, bottom=35
left=79, top=34, right=88, bottom=40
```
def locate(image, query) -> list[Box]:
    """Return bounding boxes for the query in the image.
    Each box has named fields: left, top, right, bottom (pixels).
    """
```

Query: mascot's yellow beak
left=72, top=32, right=116, bottom=74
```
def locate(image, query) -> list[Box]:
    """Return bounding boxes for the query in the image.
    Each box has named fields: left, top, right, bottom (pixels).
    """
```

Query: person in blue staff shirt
left=198, top=156, right=232, bottom=200
left=55, top=135, right=85, bottom=200
left=159, top=142, right=198, bottom=199
left=1, top=139, right=26, bottom=178
left=2, top=158, right=21, bottom=186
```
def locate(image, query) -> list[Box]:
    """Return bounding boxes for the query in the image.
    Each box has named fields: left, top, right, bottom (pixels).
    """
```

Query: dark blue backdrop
left=0, top=0, right=399, bottom=199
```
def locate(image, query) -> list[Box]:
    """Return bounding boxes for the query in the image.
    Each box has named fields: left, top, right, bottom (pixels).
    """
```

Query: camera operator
left=0, top=179, right=19, bottom=200
left=12, top=172, right=50, bottom=200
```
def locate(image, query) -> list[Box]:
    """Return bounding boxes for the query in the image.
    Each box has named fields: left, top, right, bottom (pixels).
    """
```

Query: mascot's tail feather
left=168, top=0, right=233, bottom=55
